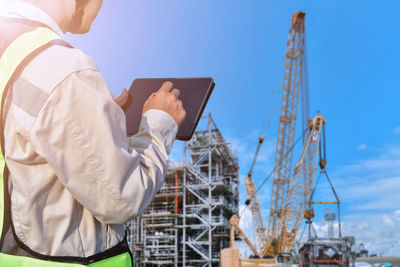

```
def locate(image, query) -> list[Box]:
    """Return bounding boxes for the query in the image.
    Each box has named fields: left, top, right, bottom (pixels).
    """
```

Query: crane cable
left=246, top=127, right=309, bottom=205
left=247, top=52, right=285, bottom=178
left=301, top=27, right=310, bottom=144
left=246, top=26, right=310, bottom=203
left=258, top=52, right=285, bottom=139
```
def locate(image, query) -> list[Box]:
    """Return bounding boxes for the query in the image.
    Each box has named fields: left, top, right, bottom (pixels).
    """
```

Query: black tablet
left=124, top=78, right=215, bottom=141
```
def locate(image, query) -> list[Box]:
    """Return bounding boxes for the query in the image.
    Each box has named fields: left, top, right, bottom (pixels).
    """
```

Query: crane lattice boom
left=268, top=11, right=306, bottom=238
left=244, top=175, right=268, bottom=249
left=262, top=114, right=325, bottom=255
left=242, top=11, right=326, bottom=258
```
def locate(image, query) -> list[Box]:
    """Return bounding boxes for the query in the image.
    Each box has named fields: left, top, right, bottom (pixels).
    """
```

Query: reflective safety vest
left=0, top=18, right=132, bottom=266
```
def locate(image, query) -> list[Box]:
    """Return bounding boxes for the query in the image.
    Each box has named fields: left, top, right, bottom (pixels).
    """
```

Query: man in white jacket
left=0, top=0, right=186, bottom=264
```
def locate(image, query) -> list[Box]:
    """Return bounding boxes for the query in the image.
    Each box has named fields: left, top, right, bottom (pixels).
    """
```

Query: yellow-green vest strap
left=0, top=251, right=132, bottom=267
left=0, top=25, right=64, bottom=242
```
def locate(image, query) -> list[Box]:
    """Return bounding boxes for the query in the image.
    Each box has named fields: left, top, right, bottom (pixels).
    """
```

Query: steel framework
left=266, top=114, right=325, bottom=255
left=127, top=114, right=239, bottom=266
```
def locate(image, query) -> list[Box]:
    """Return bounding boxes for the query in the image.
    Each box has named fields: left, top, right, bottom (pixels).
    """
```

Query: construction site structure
left=126, top=114, right=240, bottom=266
left=222, top=113, right=325, bottom=267
left=298, top=237, right=356, bottom=267
left=242, top=11, right=315, bottom=260
left=356, top=244, right=368, bottom=258
left=226, top=11, right=354, bottom=267
left=267, top=10, right=307, bottom=242
left=325, top=213, right=336, bottom=239
left=220, top=215, right=276, bottom=267
left=298, top=156, right=356, bottom=267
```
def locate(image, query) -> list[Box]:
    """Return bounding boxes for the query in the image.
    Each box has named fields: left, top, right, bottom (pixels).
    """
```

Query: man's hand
left=114, top=88, right=129, bottom=107
left=143, top=81, right=186, bottom=126
left=114, top=88, right=132, bottom=113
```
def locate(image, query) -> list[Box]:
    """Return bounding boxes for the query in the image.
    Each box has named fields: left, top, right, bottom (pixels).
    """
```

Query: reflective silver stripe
left=13, top=78, right=49, bottom=117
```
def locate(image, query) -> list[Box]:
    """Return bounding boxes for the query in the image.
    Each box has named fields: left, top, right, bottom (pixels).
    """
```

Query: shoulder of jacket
left=20, top=44, right=99, bottom=95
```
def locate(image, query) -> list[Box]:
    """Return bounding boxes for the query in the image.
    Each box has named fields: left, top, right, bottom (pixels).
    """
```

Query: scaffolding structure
left=127, top=114, right=239, bottom=266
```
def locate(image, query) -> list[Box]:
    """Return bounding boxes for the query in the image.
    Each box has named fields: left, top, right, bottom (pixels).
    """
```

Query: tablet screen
left=125, top=78, right=214, bottom=141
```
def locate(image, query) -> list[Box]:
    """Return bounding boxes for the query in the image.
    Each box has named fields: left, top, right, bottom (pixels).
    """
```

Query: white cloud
left=327, top=145, right=400, bottom=212
left=342, top=175, right=400, bottom=211
left=342, top=210, right=400, bottom=256
left=237, top=205, right=258, bottom=256
left=393, top=210, right=400, bottom=222
left=311, top=145, right=400, bottom=256
left=227, top=132, right=275, bottom=176
left=357, top=143, right=367, bottom=150
left=309, top=210, right=400, bottom=257
left=381, top=214, right=395, bottom=226
left=238, top=205, right=254, bottom=230
left=311, top=220, right=339, bottom=239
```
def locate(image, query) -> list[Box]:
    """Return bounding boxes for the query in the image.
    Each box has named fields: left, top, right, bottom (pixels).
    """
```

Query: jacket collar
left=4, top=1, right=65, bottom=38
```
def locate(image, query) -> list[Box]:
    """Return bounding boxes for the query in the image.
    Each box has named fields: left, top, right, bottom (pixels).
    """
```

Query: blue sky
left=69, top=0, right=400, bottom=257
left=2, top=0, right=400, bottom=257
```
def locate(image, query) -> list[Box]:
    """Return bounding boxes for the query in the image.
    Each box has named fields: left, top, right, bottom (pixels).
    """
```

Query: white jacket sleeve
left=29, top=69, right=178, bottom=224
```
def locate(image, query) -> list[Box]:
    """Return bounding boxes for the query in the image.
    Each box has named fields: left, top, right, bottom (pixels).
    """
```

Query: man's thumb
left=115, top=88, right=129, bottom=107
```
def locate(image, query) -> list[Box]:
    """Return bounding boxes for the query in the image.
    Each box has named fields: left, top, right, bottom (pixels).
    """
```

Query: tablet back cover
left=125, top=78, right=214, bottom=141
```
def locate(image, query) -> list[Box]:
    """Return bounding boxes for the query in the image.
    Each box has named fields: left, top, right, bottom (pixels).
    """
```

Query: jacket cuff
left=139, top=109, right=178, bottom=154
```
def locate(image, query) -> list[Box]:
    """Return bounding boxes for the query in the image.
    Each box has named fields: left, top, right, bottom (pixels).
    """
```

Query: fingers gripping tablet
left=125, top=78, right=215, bottom=141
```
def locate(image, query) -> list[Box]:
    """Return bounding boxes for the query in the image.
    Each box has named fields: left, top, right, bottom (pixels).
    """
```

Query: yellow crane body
left=237, top=11, right=329, bottom=262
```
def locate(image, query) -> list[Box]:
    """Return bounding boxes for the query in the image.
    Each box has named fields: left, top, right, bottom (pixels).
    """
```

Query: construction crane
left=221, top=215, right=276, bottom=267
left=267, top=11, right=308, bottom=255
left=222, top=11, right=327, bottom=265
left=264, top=114, right=324, bottom=255
left=246, top=10, right=310, bottom=255
left=243, top=11, right=307, bottom=253
left=223, top=114, right=325, bottom=266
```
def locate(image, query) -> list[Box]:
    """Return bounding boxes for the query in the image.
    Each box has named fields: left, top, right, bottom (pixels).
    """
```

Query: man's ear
left=68, top=11, right=83, bottom=32
left=68, top=0, right=88, bottom=33
left=67, top=0, right=102, bottom=34
left=74, top=0, right=89, bottom=14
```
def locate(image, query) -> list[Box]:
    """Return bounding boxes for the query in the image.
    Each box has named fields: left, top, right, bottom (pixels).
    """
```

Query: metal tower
left=325, top=212, right=336, bottom=238
left=127, top=114, right=239, bottom=267
left=183, top=114, right=239, bottom=266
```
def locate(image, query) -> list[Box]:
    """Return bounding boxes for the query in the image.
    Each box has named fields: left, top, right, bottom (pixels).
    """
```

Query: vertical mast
left=268, top=12, right=306, bottom=236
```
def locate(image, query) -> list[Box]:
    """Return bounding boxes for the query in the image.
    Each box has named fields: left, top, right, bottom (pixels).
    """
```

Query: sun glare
left=0, top=0, right=12, bottom=15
